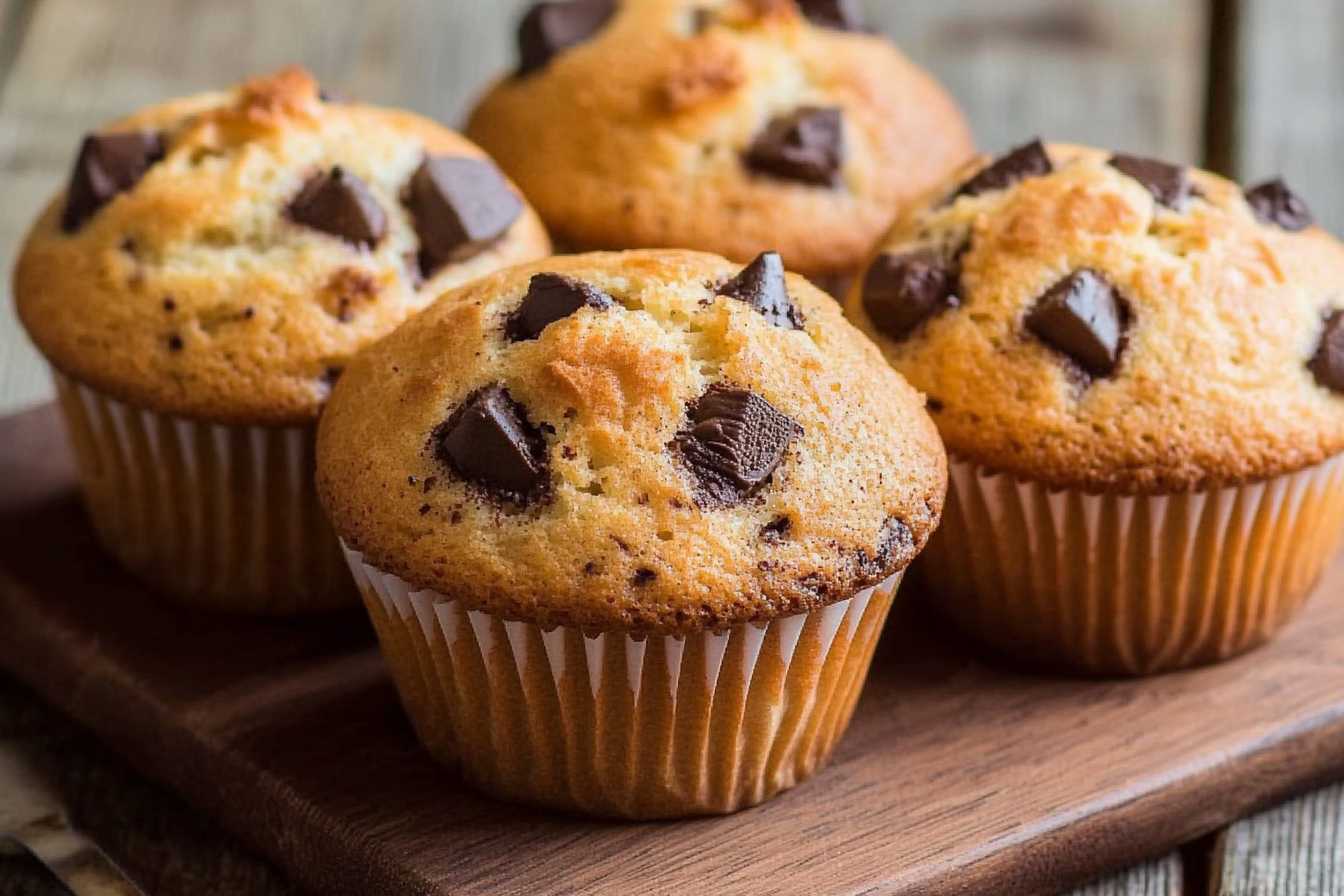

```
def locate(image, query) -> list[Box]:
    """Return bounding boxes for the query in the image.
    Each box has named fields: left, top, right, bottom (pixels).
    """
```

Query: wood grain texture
left=865, top=0, right=1209, bottom=160
left=1220, top=0, right=1344, bottom=232
left=2, top=405, right=1343, bottom=896
left=1071, top=855, right=1182, bottom=896
left=1215, top=784, right=1344, bottom=896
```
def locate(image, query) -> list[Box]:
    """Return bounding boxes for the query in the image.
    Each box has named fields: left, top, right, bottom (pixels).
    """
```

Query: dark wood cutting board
left=3, top=404, right=1344, bottom=896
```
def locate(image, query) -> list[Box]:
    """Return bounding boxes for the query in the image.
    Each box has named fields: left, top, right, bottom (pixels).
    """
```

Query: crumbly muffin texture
left=846, top=142, right=1344, bottom=493
left=317, top=250, right=946, bottom=634
left=15, top=67, right=551, bottom=424
left=466, top=0, right=972, bottom=279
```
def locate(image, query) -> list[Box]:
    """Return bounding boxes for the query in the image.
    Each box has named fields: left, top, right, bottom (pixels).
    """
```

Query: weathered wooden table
left=0, top=1, right=1340, bottom=893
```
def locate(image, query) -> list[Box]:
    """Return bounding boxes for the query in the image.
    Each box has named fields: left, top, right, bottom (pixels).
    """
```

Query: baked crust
left=317, top=250, right=946, bottom=634
left=846, top=143, right=1344, bottom=493
left=14, top=67, right=551, bottom=425
left=465, top=0, right=973, bottom=280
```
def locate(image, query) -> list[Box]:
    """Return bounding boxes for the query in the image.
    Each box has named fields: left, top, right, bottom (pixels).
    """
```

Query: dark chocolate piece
left=1310, top=311, right=1344, bottom=393
left=954, top=139, right=1053, bottom=200
left=62, top=131, right=166, bottom=232
left=718, top=251, right=804, bottom=330
left=1245, top=179, right=1313, bottom=232
left=405, top=156, right=523, bottom=276
left=507, top=273, right=614, bottom=341
left=797, top=0, right=864, bottom=30
left=434, top=385, right=548, bottom=502
left=744, top=106, right=844, bottom=187
left=876, top=516, right=915, bottom=568
left=673, top=385, right=802, bottom=507
left=1025, top=269, right=1128, bottom=377
left=1108, top=153, right=1191, bottom=210
left=760, top=515, right=792, bottom=542
left=861, top=248, right=960, bottom=341
left=517, top=0, right=616, bottom=75
left=288, top=167, right=387, bottom=248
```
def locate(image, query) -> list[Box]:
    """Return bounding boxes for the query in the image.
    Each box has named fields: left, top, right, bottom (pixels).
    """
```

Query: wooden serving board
left=2, top=405, right=1344, bottom=896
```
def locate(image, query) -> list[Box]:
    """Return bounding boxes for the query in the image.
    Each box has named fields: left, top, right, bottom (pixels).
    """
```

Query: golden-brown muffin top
left=15, top=67, right=551, bottom=425
left=846, top=141, right=1344, bottom=493
left=318, top=250, right=946, bottom=634
left=465, top=0, right=973, bottom=279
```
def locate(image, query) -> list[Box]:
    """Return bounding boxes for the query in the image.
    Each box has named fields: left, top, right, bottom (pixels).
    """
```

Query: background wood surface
left=0, top=1, right=1339, bottom=894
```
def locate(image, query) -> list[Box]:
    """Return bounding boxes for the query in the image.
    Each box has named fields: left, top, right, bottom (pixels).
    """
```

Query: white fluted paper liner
left=920, top=454, right=1344, bottom=675
left=51, top=371, right=352, bottom=613
left=343, top=545, right=901, bottom=819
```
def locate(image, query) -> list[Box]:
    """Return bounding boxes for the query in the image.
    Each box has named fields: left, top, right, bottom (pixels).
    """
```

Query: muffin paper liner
left=920, top=454, right=1344, bottom=675
left=343, top=546, right=901, bottom=819
left=53, top=371, right=351, bottom=614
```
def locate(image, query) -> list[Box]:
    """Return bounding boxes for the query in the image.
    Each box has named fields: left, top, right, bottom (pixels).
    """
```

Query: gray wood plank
left=1221, top=0, right=1344, bottom=231
left=1068, top=855, right=1183, bottom=896
left=864, top=0, right=1210, bottom=161
left=1215, top=786, right=1344, bottom=896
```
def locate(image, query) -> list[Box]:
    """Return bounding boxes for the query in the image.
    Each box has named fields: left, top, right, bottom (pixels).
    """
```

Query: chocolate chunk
left=632, top=568, right=657, bottom=586
left=954, top=139, right=1053, bottom=200
left=718, top=251, right=804, bottom=329
left=861, top=248, right=960, bottom=341
left=876, top=516, right=915, bottom=568
left=434, top=385, right=548, bottom=502
left=288, top=167, right=387, bottom=248
left=673, top=385, right=802, bottom=507
left=405, top=156, right=523, bottom=276
left=744, top=107, right=844, bottom=187
left=507, top=273, right=614, bottom=341
left=760, top=515, right=792, bottom=542
left=517, top=0, right=616, bottom=75
left=1108, top=154, right=1191, bottom=210
left=1026, top=269, right=1128, bottom=377
left=1310, top=311, right=1344, bottom=393
left=1245, top=179, right=1313, bottom=232
left=797, top=0, right=864, bottom=30
left=62, top=131, right=166, bottom=232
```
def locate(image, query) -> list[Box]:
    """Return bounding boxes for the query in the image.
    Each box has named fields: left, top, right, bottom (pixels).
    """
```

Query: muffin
left=465, top=0, right=973, bottom=289
left=317, top=249, right=945, bottom=817
left=846, top=140, right=1344, bottom=675
left=13, top=67, right=551, bottom=613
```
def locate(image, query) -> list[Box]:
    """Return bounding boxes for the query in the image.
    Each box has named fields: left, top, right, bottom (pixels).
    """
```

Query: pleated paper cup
left=52, top=371, right=353, bottom=614
left=920, top=454, right=1344, bottom=676
left=343, top=546, right=901, bottom=819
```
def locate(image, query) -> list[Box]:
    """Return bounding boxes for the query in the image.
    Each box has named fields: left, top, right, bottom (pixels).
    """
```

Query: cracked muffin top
left=845, top=141, right=1344, bottom=493
left=316, top=249, right=946, bottom=634
left=464, top=0, right=972, bottom=280
left=14, top=66, right=551, bottom=425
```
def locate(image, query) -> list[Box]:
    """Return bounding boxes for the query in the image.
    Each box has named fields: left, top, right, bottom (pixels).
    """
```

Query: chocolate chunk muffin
left=317, top=249, right=945, bottom=817
left=846, top=141, right=1344, bottom=675
left=13, top=67, right=551, bottom=613
left=465, top=0, right=972, bottom=288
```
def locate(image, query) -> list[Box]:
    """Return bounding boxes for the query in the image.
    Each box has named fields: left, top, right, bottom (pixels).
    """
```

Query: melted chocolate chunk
left=517, top=0, right=617, bottom=75
left=861, top=248, right=960, bottom=341
left=1108, top=153, right=1191, bottom=210
left=718, top=251, right=804, bottom=329
left=673, top=385, right=802, bottom=507
left=288, top=167, right=387, bottom=248
left=507, top=273, right=614, bottom=341
left=434, top=385, right=548, bottom=503
left=1245, top=179, right=1313, bottom=231
left=954, top=139, right=1052, bottom=200
left=405, top=156, right=523, bottom=276
left=797, top=0, right=864, bottom=30
left=62, top=131, right=166, bottom=232
left=1310, top=311, right=1344, bottom=393
left=744, top=107, right=844, bottom=187
left=1026, top=269, right=1129, bottom=378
